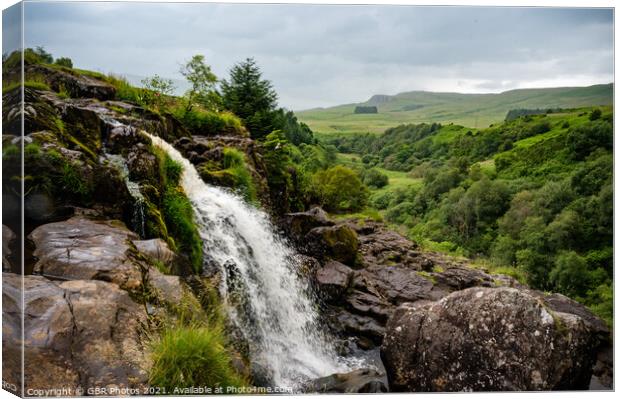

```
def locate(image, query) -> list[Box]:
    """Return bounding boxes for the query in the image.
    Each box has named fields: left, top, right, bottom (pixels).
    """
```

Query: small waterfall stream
left=147, top=133, right=361, bottom=388
left=103, top=153, right=146, bottom=238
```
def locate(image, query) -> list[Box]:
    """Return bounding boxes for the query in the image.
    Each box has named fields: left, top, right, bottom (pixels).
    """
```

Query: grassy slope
left=298, top=84, right=613, bottom=136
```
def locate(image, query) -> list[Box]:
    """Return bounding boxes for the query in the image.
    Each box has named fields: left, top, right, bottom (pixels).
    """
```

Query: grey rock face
left=29, top=217, right=143, bottom=290
left=2, top=273, right=148, bottom=394
left=381, top=287, right=598, bottom=392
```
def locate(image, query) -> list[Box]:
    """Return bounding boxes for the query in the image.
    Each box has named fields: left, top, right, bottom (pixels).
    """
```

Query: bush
left=362, top=168, right=389, bottom=188
left=149, top=323, right=246, bottom=391
left=173, top=107, right=246, bottom=136
left=54, top=57, right=73, bottom=68
left=311, top=165, right=368, bottom=212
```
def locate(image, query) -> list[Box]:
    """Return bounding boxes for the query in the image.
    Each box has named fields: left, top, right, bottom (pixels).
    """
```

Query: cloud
left=19, top=2, right=613, bottom=110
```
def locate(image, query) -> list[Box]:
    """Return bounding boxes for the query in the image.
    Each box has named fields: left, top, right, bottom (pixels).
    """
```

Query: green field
left=297, top=84, right=613, bottom=136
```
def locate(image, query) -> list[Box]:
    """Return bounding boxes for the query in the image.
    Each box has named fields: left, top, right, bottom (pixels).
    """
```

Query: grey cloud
left=16, top=2, right=614, bottom=110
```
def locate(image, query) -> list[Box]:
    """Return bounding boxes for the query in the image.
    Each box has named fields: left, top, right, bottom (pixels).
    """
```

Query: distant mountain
left=297, top=84, right=613, bottom=135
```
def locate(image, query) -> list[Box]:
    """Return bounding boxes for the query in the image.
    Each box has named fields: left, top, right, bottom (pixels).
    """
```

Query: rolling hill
left=297, top=83, right=613, bottom=136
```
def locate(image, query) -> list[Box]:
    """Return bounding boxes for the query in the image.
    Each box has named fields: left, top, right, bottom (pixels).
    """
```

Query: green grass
left=148, top=322, right=247, bottom=391
left=298, top=84, right=613, bottom=135
left=336, top=153, right=422, bottom=195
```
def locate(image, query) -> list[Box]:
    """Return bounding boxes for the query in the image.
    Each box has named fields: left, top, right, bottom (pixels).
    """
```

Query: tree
left=221, top=58, right=278, bottom=139
left=311, top=166, right=368, bottom=212
left=362, top=168, right=389, bottom=188
left=33, top=46, right=53, bottom=63
left=549, top=251, right=590, bottom=297
left=54, top=57, right=73, bottom=68
left=180, top=55, right=218, bottom=112
left=141, top=74, right=176, bottom=109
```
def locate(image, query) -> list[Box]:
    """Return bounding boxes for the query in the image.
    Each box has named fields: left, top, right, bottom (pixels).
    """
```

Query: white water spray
left=147, top=133, right=359, bottom=388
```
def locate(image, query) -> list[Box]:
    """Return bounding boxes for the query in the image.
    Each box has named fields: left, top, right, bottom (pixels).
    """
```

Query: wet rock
left=353, top=265, right=439, bottom=304
left=133, top=238, right=176, bottom=266
left=2, top=273, right=147, bottom=393
left=306, top=224, right=359, bottom=266
left=316, top=260, right=354, bottom=302
left=302, top=368, right=388, bottom=393
left=106, top=125, right=149, bottom=155
left=148, top=268, right=185, bottom=308
left=284, top=207, right=334, bottom=238
left=381, top=287, right=599, bottom=392
left=24, top=192, right=56, bottom=223
left=345, top=290, right=392, bottom=322
left=434, top=266, right=495, bottom=290
left=29, top=217, right=143, bottom=290
left=2, top=225, right=16, bottom=272
left=337, top=311, right=386, bottom=343
left=357, top=224, right=420, bottom=269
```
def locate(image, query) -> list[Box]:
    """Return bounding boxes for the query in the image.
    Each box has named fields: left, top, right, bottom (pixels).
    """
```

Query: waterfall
left=146, top=133, right=360, bottom=388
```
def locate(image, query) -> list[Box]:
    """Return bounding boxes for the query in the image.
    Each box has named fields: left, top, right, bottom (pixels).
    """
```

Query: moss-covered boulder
left=306, top=224, right=359, bottom=266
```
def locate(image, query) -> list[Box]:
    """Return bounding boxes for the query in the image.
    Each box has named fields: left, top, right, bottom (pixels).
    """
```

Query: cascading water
left=146, top=132, right=362, bottom=389
left=103, top=153, right=146, bottom=238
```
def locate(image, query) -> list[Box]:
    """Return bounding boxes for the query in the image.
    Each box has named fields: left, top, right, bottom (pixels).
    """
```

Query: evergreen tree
left=221, top=58, right=278, bottom=139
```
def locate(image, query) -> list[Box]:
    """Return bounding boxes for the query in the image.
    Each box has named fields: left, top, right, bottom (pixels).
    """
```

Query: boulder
left=2, top=273, right=148, bottom=394
left=29, top=217, right=143, bottom=290
left=306, top=224, right=359, bottom=266
left=316, top=260, right=354, bottom=302
left=302, top=368, right=388, bottom=393
left=133, top=238, right=176, bottom=266
left=381, top=287, right=598, bottom=391
left=284, top=207, right=334, bottom=238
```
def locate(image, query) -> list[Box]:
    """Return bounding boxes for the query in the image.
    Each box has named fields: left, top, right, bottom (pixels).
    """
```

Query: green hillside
left=297, top=84, right=613, bottom=136
left=323, top=106, right=613, bottom=325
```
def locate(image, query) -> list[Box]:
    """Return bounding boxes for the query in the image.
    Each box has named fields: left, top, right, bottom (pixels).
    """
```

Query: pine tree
left=221, top=58, right=278, bottom=139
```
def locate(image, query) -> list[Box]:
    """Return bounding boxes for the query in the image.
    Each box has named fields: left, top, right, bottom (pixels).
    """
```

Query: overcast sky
left=3, top=1, right=614, bottom=110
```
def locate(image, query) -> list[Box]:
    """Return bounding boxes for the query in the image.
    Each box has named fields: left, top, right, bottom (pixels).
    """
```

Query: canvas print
left=1, top=0, right=614, bottom=396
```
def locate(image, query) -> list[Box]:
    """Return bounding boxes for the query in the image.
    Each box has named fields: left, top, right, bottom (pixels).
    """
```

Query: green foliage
left=180, top=55, right=219, bottom=111
left=272, top=109, right=315, bottom=145
left=361, top=168, right=389, bottom=188
left=172, top=107, right=246, bottom=136
left=162, top=187, right=203, bottom=273
left=54, top=57, right=73, bottom=68
left=354, top=105, right=378, bottom=114
left=221, top=58, right=278, bottom=139
left=566, top=121, right=612, bottom=160
left=322, top=107, right=612, bottom=324
left=218, top=148, right=257, bottom=203
left=310, top=165, right=368, bottom=212
left=154, top=151, right=203, bottom=273
left=141, top=74, right=176, bottom=109
left=148, top=322, right=246, bottom=391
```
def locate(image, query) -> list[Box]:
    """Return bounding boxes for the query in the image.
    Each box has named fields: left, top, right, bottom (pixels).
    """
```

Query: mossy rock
left=307, top=224, right=359, bottom=266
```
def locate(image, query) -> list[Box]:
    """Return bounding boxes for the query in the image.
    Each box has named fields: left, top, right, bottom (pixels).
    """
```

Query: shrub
left=54, top=57, right=73, bottom=68
left=362, top=168, right=389, bottom=188
left=148, top=323, right=246, bottom=391
left=311, top=165, right=368, bottom=212
left=173, top=107, right=245, bottom=136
